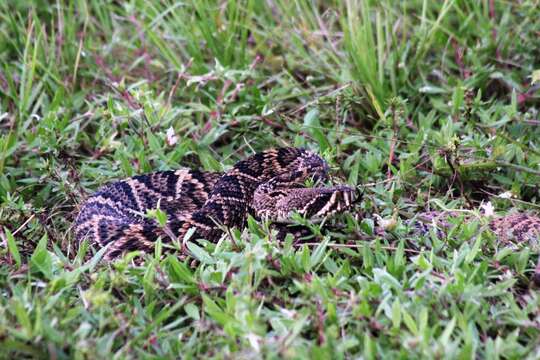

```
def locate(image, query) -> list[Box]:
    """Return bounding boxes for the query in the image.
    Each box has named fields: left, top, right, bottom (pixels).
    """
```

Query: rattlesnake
left=75, top=146, right=540, bottom=284
left=75, top=147, right=358, bottom=260
left=404, top=210, right=540, bottom=283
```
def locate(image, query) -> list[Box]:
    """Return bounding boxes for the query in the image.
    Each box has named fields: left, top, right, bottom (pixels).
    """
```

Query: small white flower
left=480, top=201, right=495, bottom=217
left=166, top=126, right=178, bottom=146
left=498, top=191, right=515, bottom=199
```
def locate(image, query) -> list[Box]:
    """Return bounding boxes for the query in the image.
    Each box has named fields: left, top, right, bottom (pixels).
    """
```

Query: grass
left=1, top=0, right=540, bottom=358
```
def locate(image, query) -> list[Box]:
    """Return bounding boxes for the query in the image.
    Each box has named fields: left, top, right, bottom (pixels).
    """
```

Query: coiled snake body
left=75, top=147, right=358, bottom=259
left=75, top=146, right=540, bottom=284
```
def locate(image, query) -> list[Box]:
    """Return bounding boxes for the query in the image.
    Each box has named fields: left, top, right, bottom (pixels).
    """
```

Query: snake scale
left=75, top=146, right=540, bottom=284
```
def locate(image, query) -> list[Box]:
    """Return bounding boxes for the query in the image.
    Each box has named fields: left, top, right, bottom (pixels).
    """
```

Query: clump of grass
left=1, top=0, right=540, bottom=358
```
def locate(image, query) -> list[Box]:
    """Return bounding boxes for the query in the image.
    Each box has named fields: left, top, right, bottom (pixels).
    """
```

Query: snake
left=74, top=147, right=359, bottom=260
left=399, top=210, right=540, bottom=284
left=74, top=146, right=540, bottom=285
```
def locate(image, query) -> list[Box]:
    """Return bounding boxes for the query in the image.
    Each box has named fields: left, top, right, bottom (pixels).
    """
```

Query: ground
left=1, top=0, right=540, bottom=358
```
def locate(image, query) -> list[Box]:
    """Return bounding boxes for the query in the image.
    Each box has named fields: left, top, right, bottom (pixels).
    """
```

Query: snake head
left=294, top=149, right=329, bottom=184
